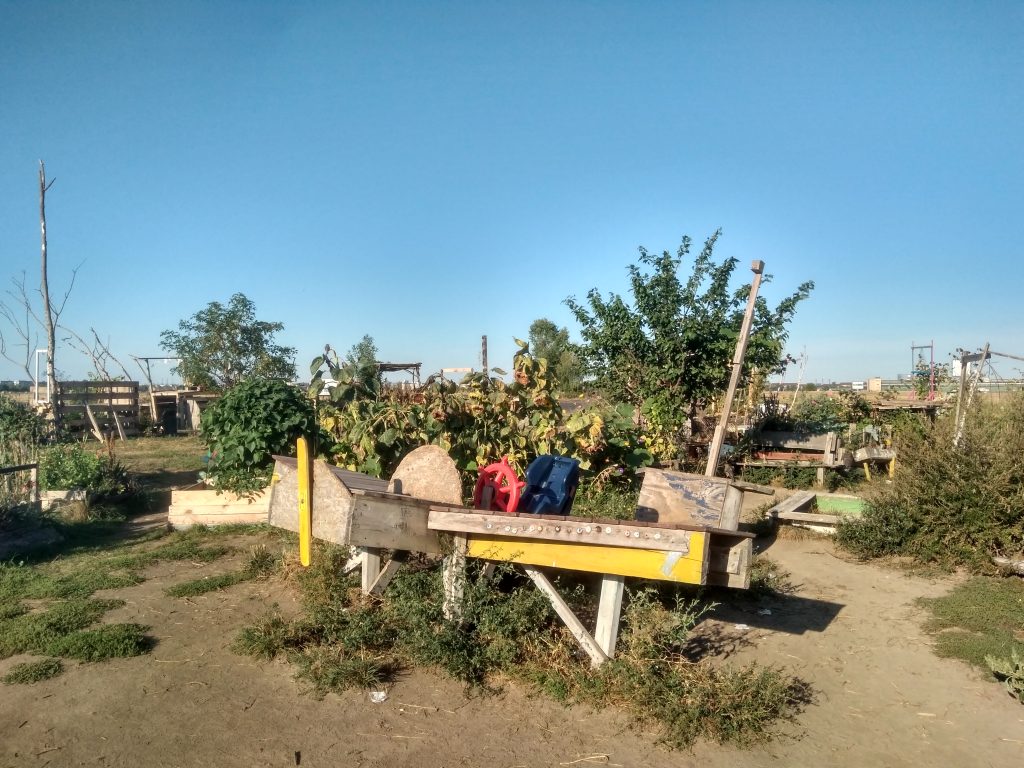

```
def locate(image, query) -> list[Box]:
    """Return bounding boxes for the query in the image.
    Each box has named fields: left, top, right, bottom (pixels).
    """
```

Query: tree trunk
left=39, top=161, right=61, bottom=434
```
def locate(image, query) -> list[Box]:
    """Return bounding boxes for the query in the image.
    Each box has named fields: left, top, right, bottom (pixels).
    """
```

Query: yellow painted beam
left=466, top=532, right=710, bottom=585
left=297, top=436, right=312, bottom=567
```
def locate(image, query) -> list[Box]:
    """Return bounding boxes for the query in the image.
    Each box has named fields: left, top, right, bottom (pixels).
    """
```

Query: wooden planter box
left=168, top=484, right=271, bottom=529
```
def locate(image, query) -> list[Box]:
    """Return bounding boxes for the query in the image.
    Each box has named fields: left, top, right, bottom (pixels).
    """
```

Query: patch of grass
left=165, top=571, right=249, bottom=597
left=289, top=645, right=398, bottom=699
left=114, top=435, right=205, bottom=475
left=919, top=576, right=1024, bottom=669
left=46, top=622, right=150, bottom=661
left=571, top=484, right=639, bottom=520
left=0, top=597, right=123, bottom=658
left=233, top=611, right=291, bottom=660
left=165, top=543, right=281, bottom=598
left=2, top=657, right=63, bottom=684
left=0, top=525, right=250, bottom=677
left=236, top=547, right=809, bottom=748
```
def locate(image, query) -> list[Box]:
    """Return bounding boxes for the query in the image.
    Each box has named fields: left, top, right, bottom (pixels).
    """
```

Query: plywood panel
left=636, top=468, right=740, bottom=529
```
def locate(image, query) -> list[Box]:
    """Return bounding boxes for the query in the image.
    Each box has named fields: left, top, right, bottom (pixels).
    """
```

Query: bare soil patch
left=2, top=527, right=1022, bottom=767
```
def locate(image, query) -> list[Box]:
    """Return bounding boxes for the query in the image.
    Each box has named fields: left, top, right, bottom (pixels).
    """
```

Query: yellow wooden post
left=297, top=436, right=312, bottom=567
left=862, top=461, right=872, bottom=482
left=888, top=458, right=896, bottom=479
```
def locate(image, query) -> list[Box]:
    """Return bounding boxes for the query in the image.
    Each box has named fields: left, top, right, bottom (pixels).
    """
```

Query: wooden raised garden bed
left=167, top=484, right=271, bottom=529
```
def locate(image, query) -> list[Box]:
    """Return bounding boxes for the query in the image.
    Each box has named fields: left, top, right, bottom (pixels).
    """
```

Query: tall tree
left=160, top=293, right=296, bottom=390
left=565, top=230, right=813, bottom=426
left=0, top=163, right=77, bottom=434
left=528, top=318, right=584, bottom=394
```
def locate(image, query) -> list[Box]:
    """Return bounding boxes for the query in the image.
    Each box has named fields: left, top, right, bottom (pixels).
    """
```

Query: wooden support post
left=111, top=407, right=127, bottom=441
left=815, top=466, right=825, bottom=488
left=367, top=552, right=407, bottom=596
left=888, top=458, right=896, bottom=479
left=361, top=548, right=382, bottom=594
left=84, top=403, right=104, bottom=442
left=862, top=462, right=872, bottom=482
left=706, top=260, right=765, bottom=478
left=29, top=465, right=39, bottom=505
left=442, top=534, right=468, bottom=619
left=523, top=565, right=609, bottom=667
left=594, top=574, right=625, bottom=659
left=297, top=436, right=312, bottom=567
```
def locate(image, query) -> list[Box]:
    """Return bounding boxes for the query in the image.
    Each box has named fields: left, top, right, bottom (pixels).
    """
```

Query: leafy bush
left=38, top=444, right=104, bottom=490
left=36, top=443, right=134, bottom=513
left=314, top=341, right=653, bottom=486
left=0, top=395, right=46, bottom=461
left=0, top=396, right=47, bottom=524
left=201, top=378, right=322, bottom=495
left=836, top=393, right=1024, bottom=568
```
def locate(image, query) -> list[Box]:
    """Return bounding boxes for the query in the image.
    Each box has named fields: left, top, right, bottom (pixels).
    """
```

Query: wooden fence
left=55, top=381, right=140, bottom=436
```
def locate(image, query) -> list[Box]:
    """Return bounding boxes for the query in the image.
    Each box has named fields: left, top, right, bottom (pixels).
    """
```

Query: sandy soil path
left=2, top=535, right=1022, bottom=768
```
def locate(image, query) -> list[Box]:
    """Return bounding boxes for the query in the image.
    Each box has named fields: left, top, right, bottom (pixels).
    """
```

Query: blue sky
left=1, top=1, right=1021, bottom=386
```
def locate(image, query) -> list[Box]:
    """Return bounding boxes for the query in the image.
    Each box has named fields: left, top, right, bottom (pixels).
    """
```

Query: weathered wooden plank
left=167, top=487, right=270, bottom=529
left=465, top=532, right=710, bottom=584
left=751, top=430, right=835, bottom=451
left=427, top=509, right=726, bottom=552
left=774, top=510, right=841, bottom=525
left=347, top=496, right=442, bottom=553
left=361, top=548, right=381, bottom=594
left=719, top=484, right=744, bottom=531
left=635, top=468, right=733, bottom=527
left=594, top=574, right=624, bottom=658
left=706, top=537, right=752, bottom=589
left=367, top=552, right=407, bottom=596
left=443, top=534, right=468, bottom=619
left=522, top=565, right=608, bottom=667
left=768, top=490, right=815, bottom=518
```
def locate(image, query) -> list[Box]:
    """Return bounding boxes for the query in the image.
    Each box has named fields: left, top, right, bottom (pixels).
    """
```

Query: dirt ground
left=2, top=523, right=1023, bottom=767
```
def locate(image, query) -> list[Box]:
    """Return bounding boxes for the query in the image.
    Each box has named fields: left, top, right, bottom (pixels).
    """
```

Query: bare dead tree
left=38, top=161, right=63, bottom=431
left=0, top=273, right=38, bottom=379
left=63, top=326, right=133, bottom=382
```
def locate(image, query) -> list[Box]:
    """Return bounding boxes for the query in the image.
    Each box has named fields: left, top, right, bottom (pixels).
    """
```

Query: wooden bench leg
left=361, top=548, right=381, bottom=594
left=442, top=534, right=468, bottom=620
left=594, top=574, right=625, bottom=659
left=522, top=565, right=609, bottom=668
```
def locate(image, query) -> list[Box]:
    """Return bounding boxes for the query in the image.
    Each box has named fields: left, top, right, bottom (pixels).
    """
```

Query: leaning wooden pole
left=705, top=260, right=765, bottom=478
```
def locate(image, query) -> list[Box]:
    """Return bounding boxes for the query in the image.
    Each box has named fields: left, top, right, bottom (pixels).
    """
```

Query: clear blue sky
left=1, top=1, right=1021, bottom=386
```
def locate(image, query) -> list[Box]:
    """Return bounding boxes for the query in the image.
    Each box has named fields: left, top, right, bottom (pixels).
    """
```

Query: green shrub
left=235, top=548, right=808, bottom=748
left=201, top=378, right=322, bottom=496
left=836, top=393, right=1024, bottom=567
left=38, top=444, right=104, bottom=490
left=315, top=343, right=653, bottom=486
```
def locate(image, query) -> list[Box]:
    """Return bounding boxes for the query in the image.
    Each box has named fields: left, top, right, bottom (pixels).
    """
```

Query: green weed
left=918, top=576, right=1024, bottom=669
left=571, top=484, right=639, bottom=520
left=164, top=543, right=281, bottom=598
left=235, top=548, right=809, bottom=748
left=986, top=648, right=1024, bottom=703
left=2, top=658, right=63, bottom=684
